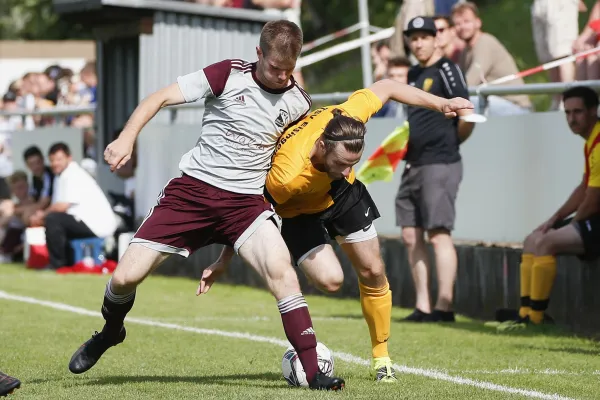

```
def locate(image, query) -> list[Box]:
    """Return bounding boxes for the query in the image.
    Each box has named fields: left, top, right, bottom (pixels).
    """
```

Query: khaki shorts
left=531, top=0, right=579, bottom=62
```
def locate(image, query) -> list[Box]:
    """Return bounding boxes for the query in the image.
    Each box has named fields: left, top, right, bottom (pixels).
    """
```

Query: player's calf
left=69, top=244, right=169, bottom=374
left=239, top=221, right=346, bottom=386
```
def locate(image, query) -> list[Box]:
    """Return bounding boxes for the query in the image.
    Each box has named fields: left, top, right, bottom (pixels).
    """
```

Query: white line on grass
left=0, top=290, right=575, bottom=400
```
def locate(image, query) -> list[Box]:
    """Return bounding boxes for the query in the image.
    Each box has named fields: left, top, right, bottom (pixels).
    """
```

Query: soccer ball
left=281, top=342, right=334, bottom=387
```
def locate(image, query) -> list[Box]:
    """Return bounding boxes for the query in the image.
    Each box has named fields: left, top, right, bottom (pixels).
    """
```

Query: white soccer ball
left=281, top=342, right=334, bottom=387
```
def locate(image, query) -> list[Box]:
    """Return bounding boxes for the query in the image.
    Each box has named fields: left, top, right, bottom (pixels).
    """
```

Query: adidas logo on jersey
left=234, top=95, right=246, bottom=105
left=301, top=327, right=315, bottom=336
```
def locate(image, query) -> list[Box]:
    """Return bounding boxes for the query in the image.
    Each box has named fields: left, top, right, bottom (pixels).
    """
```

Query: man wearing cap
left=397, top=16, right=474, bottom=322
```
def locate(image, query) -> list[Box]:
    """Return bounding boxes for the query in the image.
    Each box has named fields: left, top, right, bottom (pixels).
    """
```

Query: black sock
left=101, top=278, right=135, bottom=338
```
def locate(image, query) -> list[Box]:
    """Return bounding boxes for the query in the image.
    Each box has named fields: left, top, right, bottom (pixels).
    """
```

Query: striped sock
left=101, top=278, right=136, bottom=338
left=278, top=293, right=318, bottom=383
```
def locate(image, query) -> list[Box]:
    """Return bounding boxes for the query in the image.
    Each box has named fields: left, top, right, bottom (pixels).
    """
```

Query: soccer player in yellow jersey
left=497, top=86, right=600, bottom=332
left=198, top=78, right=473, bottom=381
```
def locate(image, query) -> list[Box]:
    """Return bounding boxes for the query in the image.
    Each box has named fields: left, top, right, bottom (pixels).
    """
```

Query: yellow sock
left=519, top=253, right=534, bottom=319
left=530, top=255, right=557, bottom=324
left=359, top=280, right=392, bottom=359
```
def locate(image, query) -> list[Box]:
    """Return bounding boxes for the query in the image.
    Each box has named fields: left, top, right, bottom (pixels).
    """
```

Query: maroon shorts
left=132, top=174, right=277, bottom=257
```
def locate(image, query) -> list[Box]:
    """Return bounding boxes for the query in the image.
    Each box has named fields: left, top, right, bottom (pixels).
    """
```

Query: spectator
left=452, top=2, right=531, bottom=115
left=574, top=0, right=600, bottom=81
left=372, top=40, right=392, bottom=82
left=433, top=15, right=464, bottom=63
left=28, top=142, right=117, bottom=269
left=0, top=171, right=36, bottom=260
left=396, top=17, right=474, bottom=322
left=435, top=0, right=463, bottom=15
left=79, top=61, right=97, bottom=104
left=23, top=146, right=54, bottom=211
left=494, top=86, right=600, bottom=332
left=389, top=0, right=435, bottom=59
left=531, top=0, right=578, bottom=110
left=373, top=56, right=412, bottom=119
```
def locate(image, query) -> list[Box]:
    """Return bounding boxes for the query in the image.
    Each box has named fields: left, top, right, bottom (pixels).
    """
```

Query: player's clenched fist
left=104, top=135, right=134, bottom=172
left=441, top=97, right=474, bottom=118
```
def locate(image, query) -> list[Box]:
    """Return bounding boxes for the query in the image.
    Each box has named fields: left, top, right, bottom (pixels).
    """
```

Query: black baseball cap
left=404, top=16, right=437, bottom=36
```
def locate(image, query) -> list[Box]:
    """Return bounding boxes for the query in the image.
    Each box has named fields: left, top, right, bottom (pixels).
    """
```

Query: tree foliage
left=0, top=0, right=92, bottom=40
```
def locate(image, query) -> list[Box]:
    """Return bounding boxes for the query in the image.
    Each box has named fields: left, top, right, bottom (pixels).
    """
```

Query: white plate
left=460, top=113, right=487, bottom=123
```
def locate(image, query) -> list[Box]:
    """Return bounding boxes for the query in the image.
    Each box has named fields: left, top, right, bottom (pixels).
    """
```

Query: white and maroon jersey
left=176, top=59, right=311, bottom=195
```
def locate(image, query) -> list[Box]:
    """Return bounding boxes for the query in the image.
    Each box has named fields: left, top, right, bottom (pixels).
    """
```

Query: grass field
left=1, top=264, right=599, bottom=399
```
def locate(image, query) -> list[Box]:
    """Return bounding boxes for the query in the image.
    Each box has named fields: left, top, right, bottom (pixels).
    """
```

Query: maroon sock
left=278, top=293, right=318, bottom=383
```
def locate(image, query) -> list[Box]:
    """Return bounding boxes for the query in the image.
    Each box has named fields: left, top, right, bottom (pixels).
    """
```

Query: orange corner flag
left=356, top=121, right=409, bottom=185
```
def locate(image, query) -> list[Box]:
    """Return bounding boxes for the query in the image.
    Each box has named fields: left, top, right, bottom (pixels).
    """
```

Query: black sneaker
left=0, top=371, right=21, bottom=397
left=69, top=326, right=126, bottom=374
left=424, top=309, right=456, bottom=322
left=308, top=372, right=345, bottom=391
left=402, top=308, right=430, bottom=322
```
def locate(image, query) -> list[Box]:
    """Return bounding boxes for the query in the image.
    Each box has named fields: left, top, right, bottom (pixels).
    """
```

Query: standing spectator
left=389, top=0, right=435, bottom=59
left=373, top=56, right=412, bottom=119
left=29, top=143, right=117, bottom=269
left=452, top=2, right=531, bottom=115
left=531, top=0, right=579, bottom=110
left=371, top=40, right=391, bottom=82
left=396, top=17, right=474, bottom=322
left=573, top=0, right=600, bottom=81
left=434, top=0, right=463, bottom=15
left=433, top=15, right=464, bottom=63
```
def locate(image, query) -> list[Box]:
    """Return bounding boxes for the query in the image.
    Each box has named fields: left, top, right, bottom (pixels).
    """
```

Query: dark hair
left=23, top=145, right=43, bottom=161
left=259, top=20, right=303, bottom=60
left=322, top=109, right=366, bottom=154
left=388, top=56, right=412, bottom=69
left=433, top=15, right=453, bottom=27
left=2, top=91, right=16, bottom=103
left=48, top=142, right=71, bottom=157
left=563, top=86, right=600, bottom=109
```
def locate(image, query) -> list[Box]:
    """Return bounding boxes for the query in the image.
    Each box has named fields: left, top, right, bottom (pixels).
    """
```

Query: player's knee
left=111, top=263, right=145, bottom=291
left=268, top=263, right=301, bottom=292
left=319, top=272, right=344, bottom=293
left=356, top=257, right=386, bottom=287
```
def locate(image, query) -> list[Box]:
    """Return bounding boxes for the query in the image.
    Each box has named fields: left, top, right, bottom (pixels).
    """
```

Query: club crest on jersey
left=423, top=78, right=433, bottom=92
left=275, top=109, right=290, bottom=128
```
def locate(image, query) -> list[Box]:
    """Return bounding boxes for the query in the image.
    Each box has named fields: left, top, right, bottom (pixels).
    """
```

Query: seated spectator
left=433, top=15, right=464, bottom=63
left=29, top=143, right=117, bottom=269
left=23, top=146, right=54, bottom=211
left=0, top=171, right=36, bottom=261
left=452, top=2, right=532, bottom=116
left=373, top=56, right=412, bottom=119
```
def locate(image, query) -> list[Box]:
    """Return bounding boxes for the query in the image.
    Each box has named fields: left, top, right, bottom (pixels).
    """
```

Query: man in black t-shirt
left=396, top=16, right=475, bottom=323
left=23, top=146, right=54, bottom=208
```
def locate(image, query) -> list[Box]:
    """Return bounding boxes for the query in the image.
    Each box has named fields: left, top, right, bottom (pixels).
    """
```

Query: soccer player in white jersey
left=67, top=20, right=345, bottom=391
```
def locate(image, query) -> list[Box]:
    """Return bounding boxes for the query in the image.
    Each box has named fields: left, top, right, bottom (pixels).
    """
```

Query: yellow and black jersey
left=265, top=88, right=383, bottom=218
left=585, top=121, right=600, bottom=188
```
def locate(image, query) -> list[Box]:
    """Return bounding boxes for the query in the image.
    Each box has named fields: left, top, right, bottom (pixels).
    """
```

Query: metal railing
left=2, top=80, right=600, bottom=120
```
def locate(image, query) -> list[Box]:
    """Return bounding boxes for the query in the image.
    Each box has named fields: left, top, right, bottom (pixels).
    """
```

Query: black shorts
left=395, top=161, right=463, bottom=231
left=553, top=215, right=600, bottom=261
left=280, top=180, right=380, bottom=264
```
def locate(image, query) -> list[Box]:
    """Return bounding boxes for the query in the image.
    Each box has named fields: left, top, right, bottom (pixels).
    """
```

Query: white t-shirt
left=52, top=161, right=117, bottom=238
left=176, top=59, right=311, bottom=195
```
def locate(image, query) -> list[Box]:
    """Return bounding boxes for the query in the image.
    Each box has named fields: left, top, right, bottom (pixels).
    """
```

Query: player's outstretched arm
left=367, top=78, right=473, bottom=118
left=105, top=83, right=185, bottom=171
